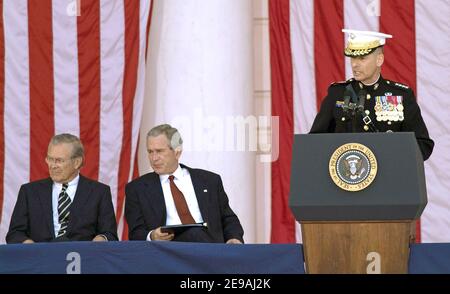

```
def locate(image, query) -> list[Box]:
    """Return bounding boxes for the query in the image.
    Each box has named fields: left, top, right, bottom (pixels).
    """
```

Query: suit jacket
left=125, top=164, right=244, bottom=243
left=6, top=175, right=118, bottom=243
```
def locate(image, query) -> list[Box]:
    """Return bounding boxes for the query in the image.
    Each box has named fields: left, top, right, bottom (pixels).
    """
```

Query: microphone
left=342, top=89, right=353, bottom=117
left=356, top=89, right=367, bottom=114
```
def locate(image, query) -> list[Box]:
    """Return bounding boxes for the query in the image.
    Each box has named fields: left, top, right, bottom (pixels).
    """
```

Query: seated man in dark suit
left=6, top=133, right=118, bottom=243
left=125, top=124, right=244, bottom=243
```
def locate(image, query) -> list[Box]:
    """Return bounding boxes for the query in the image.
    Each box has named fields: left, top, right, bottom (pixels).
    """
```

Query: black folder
left=160, top=222, right=208, bottom=234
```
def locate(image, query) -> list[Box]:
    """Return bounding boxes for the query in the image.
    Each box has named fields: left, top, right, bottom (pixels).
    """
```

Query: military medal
left=387, top=96, right=395, bottom=111
left=374, top=96, right=383, bottom=118
left=381, top=96, right=388, bottom=119
left=392, top=96, right=399, bottom=121
left=396, top=96, right=404, bottom=112
left=336, top=101, right=345, bottom=107
left=392, top=112, right=399, bottom=121
left=396, top=96, right=404, bottom=121
left=389, top=96, right=399, bottom=121
left=385, top=96, right=392, bottom=121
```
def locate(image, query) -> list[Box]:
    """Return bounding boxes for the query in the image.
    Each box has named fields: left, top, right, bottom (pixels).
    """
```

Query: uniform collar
left=355, top=75, right=383, bottom=92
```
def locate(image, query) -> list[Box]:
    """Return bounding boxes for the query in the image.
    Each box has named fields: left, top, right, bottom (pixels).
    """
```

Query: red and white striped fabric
left=0, top=0, right=152, bottom=243
left=270, top=0, right=450, bottom=243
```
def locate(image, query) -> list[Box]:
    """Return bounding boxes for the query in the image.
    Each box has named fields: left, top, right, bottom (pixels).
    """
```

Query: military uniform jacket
left=310, top=75, right=434, bottom=160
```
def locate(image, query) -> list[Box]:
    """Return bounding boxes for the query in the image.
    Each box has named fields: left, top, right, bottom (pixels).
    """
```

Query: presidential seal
left=329, top=143, right=377, bottom=192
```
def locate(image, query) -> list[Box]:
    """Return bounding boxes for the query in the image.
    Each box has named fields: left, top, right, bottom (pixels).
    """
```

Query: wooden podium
left=290, top=133, right=427, bottom=274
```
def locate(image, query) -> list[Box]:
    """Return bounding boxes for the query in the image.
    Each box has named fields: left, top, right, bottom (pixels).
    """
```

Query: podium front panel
left=289, top=133, right=427, bottom=221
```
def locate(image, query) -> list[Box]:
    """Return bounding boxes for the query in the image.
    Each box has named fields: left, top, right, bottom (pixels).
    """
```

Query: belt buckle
left=363, top=116, right=372, bottom=125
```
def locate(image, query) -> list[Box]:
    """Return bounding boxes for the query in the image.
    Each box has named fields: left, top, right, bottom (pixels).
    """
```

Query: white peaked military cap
left=342, top=29, right=393, bottom=57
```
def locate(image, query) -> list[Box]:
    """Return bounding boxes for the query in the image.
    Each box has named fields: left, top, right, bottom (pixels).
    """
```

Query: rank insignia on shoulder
left=394, top=82, right=409, bottom=89
left=386, top=80, right=410, bottom=90
left=330, top=78, right=353, bottom=87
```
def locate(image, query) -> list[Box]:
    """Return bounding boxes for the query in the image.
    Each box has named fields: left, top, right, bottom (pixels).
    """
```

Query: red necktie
left=169, top=175, right=195, bottom=224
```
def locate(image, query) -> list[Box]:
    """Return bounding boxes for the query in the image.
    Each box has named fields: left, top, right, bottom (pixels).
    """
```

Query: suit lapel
left=38, top=178, right=55, bottom=237
left=183, top=165, right=209, bottom=222
left=144, top=173, right=167, bottom=223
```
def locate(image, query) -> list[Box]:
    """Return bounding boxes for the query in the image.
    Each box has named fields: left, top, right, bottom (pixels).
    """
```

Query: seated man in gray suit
left=6, top=133, right=118, bottom=243
left=125, top=124, right=244, bottom=243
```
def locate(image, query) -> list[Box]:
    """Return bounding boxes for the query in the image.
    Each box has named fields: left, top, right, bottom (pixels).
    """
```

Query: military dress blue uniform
left=310, top=29, right=434, bottom=160
left=310, top=75, right=434, bottom=160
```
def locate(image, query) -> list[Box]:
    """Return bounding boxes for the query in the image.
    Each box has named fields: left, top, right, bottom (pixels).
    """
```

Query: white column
left=253, top=0, right=271, bottom=243
left=140, top=0, right=256, bottom=242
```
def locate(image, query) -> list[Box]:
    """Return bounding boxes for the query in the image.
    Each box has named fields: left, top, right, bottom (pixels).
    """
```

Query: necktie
left=57, top=183, right=71, bottom=238
left=168, top=175, right=195, bottom=224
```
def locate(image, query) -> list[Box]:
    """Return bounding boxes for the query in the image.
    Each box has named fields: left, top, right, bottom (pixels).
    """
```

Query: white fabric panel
left=0, top=0, right=152, bottom=243
left=98, top=0, right=125, bottom=211
left=141, top=0, right=256, bottom=242
left=130, top=0, right=151, bottom=179
left=291, top=0, right=316, bottom=135
left=415, top=0, right=450, bottom=242
left=290, top=0, right=316, bottom=244
left=52, top=1, right=80, bottom=136
left=343, top=0, right=380, bottom=79
left=1, top=0, right=31, bottom=243
left=117, top=0, right=152, bottom=235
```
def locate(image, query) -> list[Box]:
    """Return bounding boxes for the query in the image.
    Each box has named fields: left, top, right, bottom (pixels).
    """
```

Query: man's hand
left=92, top=235, right=108, bottom=242
left=226, top=238, right=242, bottom=244
left=151, top=227, right=175, bottom=241
left=22, top=239, right=34, bottom=244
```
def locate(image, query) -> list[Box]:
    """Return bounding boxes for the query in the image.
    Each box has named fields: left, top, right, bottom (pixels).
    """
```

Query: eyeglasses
left=45, top=156, right=72, bottom=165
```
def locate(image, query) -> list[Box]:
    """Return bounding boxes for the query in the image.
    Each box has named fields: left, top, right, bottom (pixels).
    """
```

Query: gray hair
left=375, top=46, right=384, bottom=54
left=147, top=124, right=183, bottom=150
left=49, top=133, right=84, bottom=159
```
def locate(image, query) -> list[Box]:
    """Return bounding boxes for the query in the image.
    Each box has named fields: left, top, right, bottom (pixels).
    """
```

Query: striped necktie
left=56, top=183, right=71, bottom=238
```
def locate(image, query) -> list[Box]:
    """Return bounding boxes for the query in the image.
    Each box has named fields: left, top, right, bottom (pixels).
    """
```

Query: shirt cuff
left=146, top=230, right=153, bottom=241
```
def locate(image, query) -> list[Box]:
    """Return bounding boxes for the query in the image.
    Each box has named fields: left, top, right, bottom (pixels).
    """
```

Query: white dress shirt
left=146, top=165, right=204, bottom=240
left=52, top=174, right=79, bottom=237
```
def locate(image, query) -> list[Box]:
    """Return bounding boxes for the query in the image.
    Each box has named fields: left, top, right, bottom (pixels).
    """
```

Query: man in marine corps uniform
left=310, top=29, right=434, bottom=161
